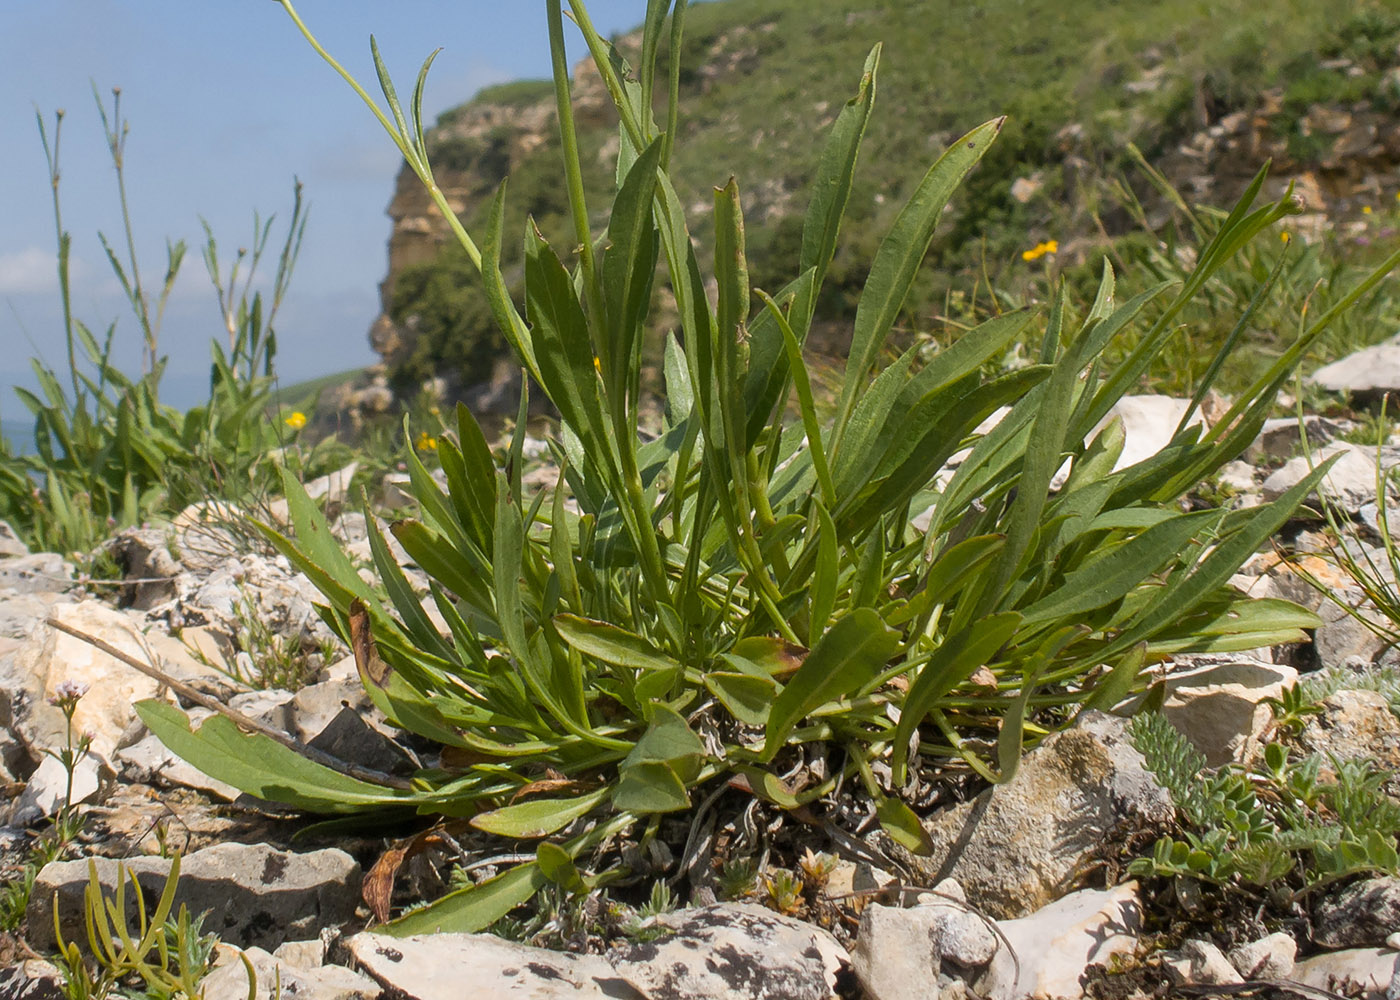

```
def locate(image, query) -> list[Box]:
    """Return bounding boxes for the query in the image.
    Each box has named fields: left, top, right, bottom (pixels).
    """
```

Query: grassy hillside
left=387, top=0, right=1400, bottom=394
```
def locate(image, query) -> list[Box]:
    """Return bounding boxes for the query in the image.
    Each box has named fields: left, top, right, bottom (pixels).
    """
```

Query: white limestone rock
left=976, top=882, right=1143, bottom=1000
left=349, top=931, right=641, bottom=999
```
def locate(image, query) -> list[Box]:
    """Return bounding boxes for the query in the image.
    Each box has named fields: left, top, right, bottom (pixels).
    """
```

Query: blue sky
left=1, top=0, right=654, bottom=413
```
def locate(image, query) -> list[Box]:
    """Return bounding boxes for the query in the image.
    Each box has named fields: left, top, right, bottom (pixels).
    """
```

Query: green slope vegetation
left=387, top=0, right=1400, bottom=394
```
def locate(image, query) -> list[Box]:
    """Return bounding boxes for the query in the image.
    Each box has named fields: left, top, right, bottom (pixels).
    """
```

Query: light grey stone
left=288, top=678, right=381, bottom=743
left=1294, top=947, right=1400, bottom=996
left=349, top=931, right=641, bottom=999
left=1261, top=441, right=1384, bottom=512
left=201, top=946, right=377, bottom=1000
left=27, top=842, right=360, bottom=952
left=1311, top=332, right=1400, bottom=398
left=305, top=706, right=417, bottom=776
left=7, top=752, right=106, bottom=826
left=915, top=879, right=998, bottom=969
left=608, top=903, right=847, bottom=1000
left=1316, top=877, right=1400, bottom=948
left=1299, top=690, right=1400, bottom=789
left=107, top=526, right=181, bottom=610
left=1141, top=657, right=1297, bottom=767
left=271, top=937, right=328, bottom=970
left=229, top=686, right=296, bottom=724
left=0, top=591, right=73, bottom=640
left=1246, top=414, right=1351, bottom=463
left=0, top=960, right=63, bottom=1000
left=1227, top=931, right=1296, bottom=979
left=851, top=902, right=940, bottom=1000
left=0, top=521, right=28, bottom=559
left=976, top=883, right=1143, bottom=1000
left=116, top=715, right=241, bottom=801
left=1162, top=939, right=1242, bottom=986
left=10, top=600, right=215, bottom=758
left=0, top=553, right=72, bottom=595
left=880, top=712, right=1172, bottom=918
left=1315, top=593, right=1393, bottom=666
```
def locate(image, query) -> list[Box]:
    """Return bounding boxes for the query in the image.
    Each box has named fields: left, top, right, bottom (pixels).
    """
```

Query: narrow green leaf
left=705, top=672, right=777, bottom=727
left=380, top=863, right=544, bottom=936
left=135, top=701, right=411, bottom=813
left=808, top=501, right=839, bottom=640
left=471, top=788, right=609, bottom=839
left=763, top=609, right=900, bottom=760
left=893, top=612, right=1022, bottom=780
left=834, top=117, right=1003, bottom=448
left=554, top=614, right=683, bottom=672
left=876, top=796, right=934, bottom=854
left=801, top=43, right=880, bottom=281
left=1018, top=508, right=1219, bottom=625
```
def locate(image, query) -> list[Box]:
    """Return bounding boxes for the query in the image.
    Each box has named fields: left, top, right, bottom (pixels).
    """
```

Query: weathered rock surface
left=1297, top=689, right=1400, bottom=783
left=1293, top=946, right=1400, bottom=997
left=1315, top=876, right=1400, bottom=948
left=27, top=842, right=360, bottom=952
left=1227, top=931, right=1297, bottom=979
left=882, top=712, right=1172, bottom=918
left=977, top=883, right=1143, bottom=1000
left=1161, top=938, right=1242, bottom=986
left=607, top=903, right=847, bottom=1000
left=201, top=945, right=379, bottom=1000
left=1262, top=441, right=1387, bottom=512
left=1311, top=332, right=1400, bottom=400
left=851, top=903, right=941, bottom=1000
left=0, top=521, right=27, bottom=559
left=0, top=553, right=72, bottom=595
left=1148, top=656, right=1296, bottom=766
left=349, top=932, right=642, bottom=999
left=6, top=600, right=212, bottom=758
left=0, top=961, right=63, bottom=1000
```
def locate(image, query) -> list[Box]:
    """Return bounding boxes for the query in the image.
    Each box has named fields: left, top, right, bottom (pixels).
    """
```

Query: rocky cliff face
left=364, top=13, right=1400, bottom=407
left=370, top=56, right=614, bottom=370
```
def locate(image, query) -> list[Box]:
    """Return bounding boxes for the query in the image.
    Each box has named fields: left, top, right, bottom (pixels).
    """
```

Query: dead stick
left=45, top=616, right=414, bottom=791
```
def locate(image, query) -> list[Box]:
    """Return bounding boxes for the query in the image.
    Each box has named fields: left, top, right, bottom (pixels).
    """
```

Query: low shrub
left=138, top=0, right=1400, bottom=933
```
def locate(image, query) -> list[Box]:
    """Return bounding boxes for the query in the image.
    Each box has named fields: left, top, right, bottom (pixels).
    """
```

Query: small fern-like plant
left=1128, top=711, right=1400, bottom=893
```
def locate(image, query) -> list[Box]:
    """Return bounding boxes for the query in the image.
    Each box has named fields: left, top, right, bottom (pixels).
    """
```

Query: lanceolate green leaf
left=380, top=862, right=545, bottom=936
left=833, top=116, right=1004, bottom=452
left=1017, top=508, right=1220, bottom=625
left=763, top=609, right=900, bottom=760
left=471, top=788, right=609, bottom=838
left=893, top=611, right=1022, bottom=781
left=554, top=614, right=683, bottom=673
left=135, top=701, right=412, bottom=813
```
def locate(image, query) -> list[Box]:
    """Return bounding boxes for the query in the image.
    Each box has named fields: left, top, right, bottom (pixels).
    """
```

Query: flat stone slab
left=27, top=842, right=360, bottom=952
left=607, top=903, right=848, bottom=1000
left=349, top=932, right=642, bottom=999
left=1310, top=332, right=1400, bottom=398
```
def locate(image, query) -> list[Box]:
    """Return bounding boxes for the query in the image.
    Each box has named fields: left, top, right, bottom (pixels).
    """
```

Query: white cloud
left=0, top=247, right=60, bottom=295
left=0, top=247, right=94, bottom=296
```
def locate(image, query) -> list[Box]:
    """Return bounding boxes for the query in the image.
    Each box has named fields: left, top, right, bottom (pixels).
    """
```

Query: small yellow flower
left=1280, top=231, right=1291, bottom=243
left=1021, top=239, right=1059, bottom=262
left=593, top=355, right=602, bottom=374
left=1043, top=239, right=1058, bottom=255
left=284, top=411, right=307, bottom=431
left=415, top=431, right=438, bottom=452
left=1363, top=205, right=1373, bottom=215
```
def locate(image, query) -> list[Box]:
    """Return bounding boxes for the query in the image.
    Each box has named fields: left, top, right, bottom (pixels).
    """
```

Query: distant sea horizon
left=2, top=419, right=30, bottom=455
